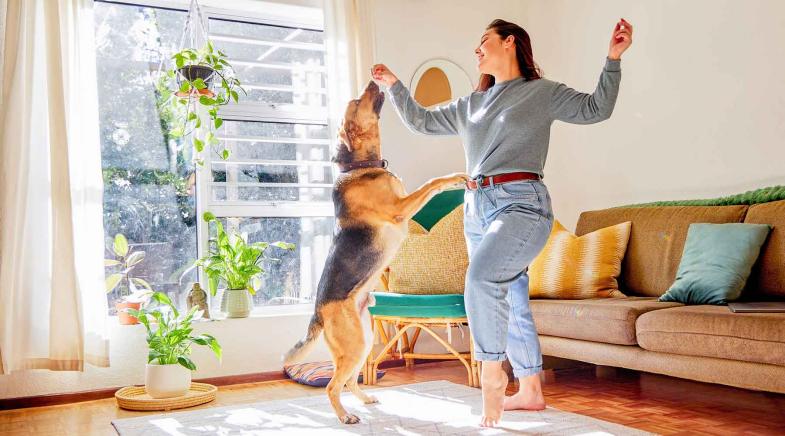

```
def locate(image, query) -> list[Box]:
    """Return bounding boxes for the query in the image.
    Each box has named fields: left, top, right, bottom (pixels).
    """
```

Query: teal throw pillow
left=659, top=223, right=771, bottom=305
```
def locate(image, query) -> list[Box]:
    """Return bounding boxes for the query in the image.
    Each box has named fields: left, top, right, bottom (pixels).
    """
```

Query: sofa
left=530, top=199, right=785, bottom=394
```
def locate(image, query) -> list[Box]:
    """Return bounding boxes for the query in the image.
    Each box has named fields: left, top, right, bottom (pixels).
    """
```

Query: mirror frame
left=409, top=59, right=474, bottom=108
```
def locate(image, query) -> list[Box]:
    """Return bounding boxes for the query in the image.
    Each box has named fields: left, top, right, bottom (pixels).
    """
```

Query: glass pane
left=210, top=20, right=324, bottom=45
left=211, top=217, right=335, bottom=305
left=226, top=140, right=331, bottom=162
left=95, top=2, right=198, bottom=313
left=209, top=19, right=326, bottom=109
left=242, top=88, right=328, bottom=108
left=212, top=186, right=332, bottom=202
left=212, top=163, right=332, bottom=184
left=211, top=120, right=334, bottom=203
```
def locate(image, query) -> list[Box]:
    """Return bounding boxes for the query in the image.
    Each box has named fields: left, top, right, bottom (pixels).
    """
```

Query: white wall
left=377, top=0, right=785, bottom=231
left=519, top=0, right=785, bottom=230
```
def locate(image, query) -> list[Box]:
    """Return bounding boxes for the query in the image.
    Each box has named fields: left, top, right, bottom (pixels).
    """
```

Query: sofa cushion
left=575, top=205, right=748, bottom=297
left=530, top=297, right=683, bottom=345
left=659, top=223, right=771, bottom=305
left=529, top=220, right=630, bottom=299
left=743, top=199, right=785, bottom=299
left=636, top=305, right=785, bottom=366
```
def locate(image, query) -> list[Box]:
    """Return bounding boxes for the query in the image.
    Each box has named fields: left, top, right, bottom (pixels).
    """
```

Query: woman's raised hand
left=371, top=64, right=399, bottom=88
left=608, top=18, right=633, bottom=60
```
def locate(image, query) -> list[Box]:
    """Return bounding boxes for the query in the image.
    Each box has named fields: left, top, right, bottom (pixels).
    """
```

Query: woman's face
left=475, top=29, right=512, bottom=75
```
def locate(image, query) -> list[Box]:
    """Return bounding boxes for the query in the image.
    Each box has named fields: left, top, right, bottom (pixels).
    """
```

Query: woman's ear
left=504, top=35, right=515, bottom=48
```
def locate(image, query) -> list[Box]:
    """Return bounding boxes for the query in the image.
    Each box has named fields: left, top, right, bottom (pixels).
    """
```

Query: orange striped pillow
left=529, top=220, right=631, bottom=299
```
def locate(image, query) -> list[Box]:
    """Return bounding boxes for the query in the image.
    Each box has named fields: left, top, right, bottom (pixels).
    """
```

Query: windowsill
left=250, top=303, right=315, bottom=317
left=109, top=303, right=315, bottom=326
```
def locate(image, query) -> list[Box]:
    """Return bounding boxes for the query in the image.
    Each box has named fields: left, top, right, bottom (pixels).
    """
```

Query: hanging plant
left=156, top=41, right=246, bottom=165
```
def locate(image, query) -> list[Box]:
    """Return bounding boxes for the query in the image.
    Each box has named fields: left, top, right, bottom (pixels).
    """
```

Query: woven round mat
left=115, top=382, right=217, bottom=411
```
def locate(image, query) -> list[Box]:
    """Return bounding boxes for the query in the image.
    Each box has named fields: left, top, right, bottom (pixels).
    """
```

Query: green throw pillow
left=659, top=223, right=771, bottom=305
left=411, top=189, right=464, bottom=231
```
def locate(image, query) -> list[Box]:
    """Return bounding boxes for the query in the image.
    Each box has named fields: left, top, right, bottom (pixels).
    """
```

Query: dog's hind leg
left=347, top=367, right=378, bottom=404
left=346, top=306, right=378, bottom=405
left=326, top=355, right=362, bottom=424
left=323, top=301, right=370, bottom=424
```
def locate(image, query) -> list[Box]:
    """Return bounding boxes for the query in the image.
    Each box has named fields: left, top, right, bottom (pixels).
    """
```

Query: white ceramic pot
left=145, top=363, right=191, bottom=398
left=220, top=288, right=252, bottom=318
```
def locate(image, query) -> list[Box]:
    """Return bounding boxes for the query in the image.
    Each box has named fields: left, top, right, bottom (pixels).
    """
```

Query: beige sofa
left=530, top=199, right=785, bottom=394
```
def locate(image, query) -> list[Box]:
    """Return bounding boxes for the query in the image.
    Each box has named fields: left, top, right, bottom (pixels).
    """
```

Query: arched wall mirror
left=410, top=59, right=474, bottom=109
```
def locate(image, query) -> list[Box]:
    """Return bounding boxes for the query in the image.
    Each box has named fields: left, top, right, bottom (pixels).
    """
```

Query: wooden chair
left=362, top=190, right=479, bottom=387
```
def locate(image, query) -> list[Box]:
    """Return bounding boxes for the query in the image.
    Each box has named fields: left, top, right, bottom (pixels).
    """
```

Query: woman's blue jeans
left=463, top=178, right=554, bottom=378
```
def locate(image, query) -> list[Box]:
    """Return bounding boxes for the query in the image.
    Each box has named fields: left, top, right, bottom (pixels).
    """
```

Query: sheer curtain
left=0, top=0, right=109, bottom=373
left=323, top=0, right=377, bottom=138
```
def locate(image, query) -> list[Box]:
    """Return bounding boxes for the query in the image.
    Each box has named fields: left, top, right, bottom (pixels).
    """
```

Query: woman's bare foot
left=480, top=362, right=508, bottom=427
left=503, top=373, right=546, bottom=411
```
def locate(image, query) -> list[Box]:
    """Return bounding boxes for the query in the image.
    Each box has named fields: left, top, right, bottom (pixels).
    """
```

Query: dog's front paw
left=364, top=395, right=379, bottom=404
left=436, top=172, right=469, bottom=190
left=340, top=414, right=361, bottom=424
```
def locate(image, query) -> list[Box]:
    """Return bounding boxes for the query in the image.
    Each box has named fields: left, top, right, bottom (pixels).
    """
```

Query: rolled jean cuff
left=474, top=351, right=507, bottom=361
left=513, top=365, right=542, bottom=378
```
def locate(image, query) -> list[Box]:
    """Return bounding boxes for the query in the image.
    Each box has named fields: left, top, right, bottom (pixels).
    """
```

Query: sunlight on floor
left=114, top=381, right=647, bottom=435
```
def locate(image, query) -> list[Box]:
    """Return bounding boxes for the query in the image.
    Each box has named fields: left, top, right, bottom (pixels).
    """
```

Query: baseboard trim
left=0, top=358, right=446, bottom=410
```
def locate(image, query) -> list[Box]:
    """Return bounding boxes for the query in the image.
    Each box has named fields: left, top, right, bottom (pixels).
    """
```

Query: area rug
left=112, top=380, right=654, bottom=435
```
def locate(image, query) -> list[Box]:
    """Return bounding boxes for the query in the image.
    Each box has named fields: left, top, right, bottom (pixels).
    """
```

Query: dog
left=283, top=80, right=468, bottom=424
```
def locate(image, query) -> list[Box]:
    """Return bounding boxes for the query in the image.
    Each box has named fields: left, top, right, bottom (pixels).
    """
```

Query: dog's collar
left=337, top=159, right=388, bottom=173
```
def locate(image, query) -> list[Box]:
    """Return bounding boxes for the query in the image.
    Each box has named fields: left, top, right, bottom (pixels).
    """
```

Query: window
left=95, top=0, right=332, bottom=313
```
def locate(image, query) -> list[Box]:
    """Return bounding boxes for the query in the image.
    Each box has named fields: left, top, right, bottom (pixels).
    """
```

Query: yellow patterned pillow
left=529, top=220, right=631, bottom=299
left=385, top=205, right=468, bottom=294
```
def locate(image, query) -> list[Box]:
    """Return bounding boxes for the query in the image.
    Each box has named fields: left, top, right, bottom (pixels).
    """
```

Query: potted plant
left=195, top=212, right=295, bottom=318
left=127, top=292, right=222, bottom=399
left=105, top=233, right=154, bottom=325
left=155, top=41, right=246, bottom=165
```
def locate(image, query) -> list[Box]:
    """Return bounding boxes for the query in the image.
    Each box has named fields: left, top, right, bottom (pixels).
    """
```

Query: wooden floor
left=1, top=361, right=784, bottom=435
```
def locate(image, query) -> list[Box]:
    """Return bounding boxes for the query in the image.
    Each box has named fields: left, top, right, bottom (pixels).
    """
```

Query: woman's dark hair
left=476, top=19, right=542, bottom=92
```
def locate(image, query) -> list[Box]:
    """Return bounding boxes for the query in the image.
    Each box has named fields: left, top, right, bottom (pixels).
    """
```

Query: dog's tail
left=283, top=313, right=323, bottom=365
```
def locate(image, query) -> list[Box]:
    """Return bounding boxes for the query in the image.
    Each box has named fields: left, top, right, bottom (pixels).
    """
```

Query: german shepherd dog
left=283, top=80, right=468, bottom=424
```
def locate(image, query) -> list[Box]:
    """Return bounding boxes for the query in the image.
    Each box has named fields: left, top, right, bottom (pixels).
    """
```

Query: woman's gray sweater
left=387, top=58, right=621, bottom=179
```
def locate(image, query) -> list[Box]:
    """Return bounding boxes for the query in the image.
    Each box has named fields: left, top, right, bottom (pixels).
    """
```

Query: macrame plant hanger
left=156, top=0, right=215, bottom=99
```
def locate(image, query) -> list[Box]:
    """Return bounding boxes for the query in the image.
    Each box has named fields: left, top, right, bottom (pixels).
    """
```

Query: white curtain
left=0, top=0, right=109, bottom=373
left=323, top=0, right=377, bottom=139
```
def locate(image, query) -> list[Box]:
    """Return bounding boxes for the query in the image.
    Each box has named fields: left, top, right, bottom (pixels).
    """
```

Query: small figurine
left=186, top=282, right=210, bottom=319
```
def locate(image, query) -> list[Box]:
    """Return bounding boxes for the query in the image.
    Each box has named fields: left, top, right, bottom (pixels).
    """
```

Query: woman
left=372, top=18, right=633, bottom=427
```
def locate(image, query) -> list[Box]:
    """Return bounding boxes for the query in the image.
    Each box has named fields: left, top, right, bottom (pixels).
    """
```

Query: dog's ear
left=338, top=123, right=353, bottom=152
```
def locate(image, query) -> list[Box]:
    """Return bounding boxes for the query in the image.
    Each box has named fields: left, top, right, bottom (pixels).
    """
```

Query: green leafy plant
left=155, top=41, right=246, bottom=165
left=105, top=233, right=154, bottom=302
left=195, top=212, right=295, bottom=296
left=127, top=292, right=221, bottom=370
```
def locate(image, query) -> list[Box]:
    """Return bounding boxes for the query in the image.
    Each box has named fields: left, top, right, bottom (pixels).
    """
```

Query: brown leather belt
left=465, top=171, right=540, bottom=190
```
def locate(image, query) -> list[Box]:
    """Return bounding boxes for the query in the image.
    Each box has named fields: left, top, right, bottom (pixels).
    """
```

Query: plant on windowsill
left=155, top=41, right=246, bottom=166
left=194, top=212, right=295, bottom=318
left=127, top=292, right=222, bottom=398
left=105, top=233, right=154, bottom=325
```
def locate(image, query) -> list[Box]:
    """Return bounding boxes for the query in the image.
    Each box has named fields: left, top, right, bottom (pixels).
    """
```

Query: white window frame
left=98, top=0, right=334, bottom=315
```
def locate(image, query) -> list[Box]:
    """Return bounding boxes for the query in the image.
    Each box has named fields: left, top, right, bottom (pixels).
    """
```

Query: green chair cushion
left=369, top=292, right=466, bottom=318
